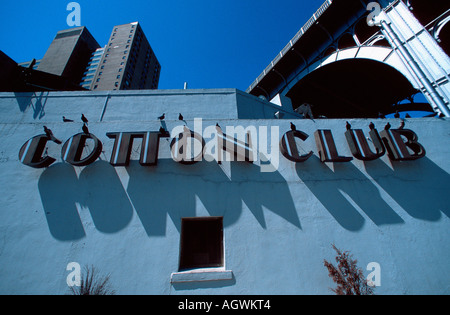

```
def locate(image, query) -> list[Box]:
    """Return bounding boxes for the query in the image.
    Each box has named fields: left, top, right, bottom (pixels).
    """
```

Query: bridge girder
left=247, top=0, right=450, bottom=118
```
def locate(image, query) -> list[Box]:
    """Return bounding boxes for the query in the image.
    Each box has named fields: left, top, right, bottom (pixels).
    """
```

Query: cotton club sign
left=18, top=121, right=426, bottom=169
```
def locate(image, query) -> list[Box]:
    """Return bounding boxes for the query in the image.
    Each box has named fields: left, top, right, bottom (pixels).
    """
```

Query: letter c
left=280, top=130, right=313, bottom=163
left=19, top=135, right=56, bottom=169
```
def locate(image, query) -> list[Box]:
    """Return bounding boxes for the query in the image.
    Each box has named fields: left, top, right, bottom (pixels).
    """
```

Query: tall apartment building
left=37, top=27, right=101, bottom=86
left=80, top=47, right=105, bottom=90
left=81, top=22, right=161, bottom=91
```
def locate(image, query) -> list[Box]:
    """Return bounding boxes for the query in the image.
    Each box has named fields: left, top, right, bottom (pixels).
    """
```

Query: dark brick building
left=87, top=22, right=161, bottom=91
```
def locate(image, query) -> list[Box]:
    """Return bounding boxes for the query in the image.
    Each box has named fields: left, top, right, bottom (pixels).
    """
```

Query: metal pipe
left=380, top=20, right=450, bottom=117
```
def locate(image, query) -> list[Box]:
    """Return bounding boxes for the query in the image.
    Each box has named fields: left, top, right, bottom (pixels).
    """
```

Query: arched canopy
left=285, top=58, right=433, bottom=118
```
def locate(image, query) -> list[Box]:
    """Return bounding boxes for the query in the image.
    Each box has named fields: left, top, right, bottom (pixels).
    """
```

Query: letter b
left=380, top=128, right=426, bottom=161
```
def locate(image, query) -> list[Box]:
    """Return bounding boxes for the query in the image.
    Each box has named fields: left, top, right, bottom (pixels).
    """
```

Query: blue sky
left=0, top=0, right=325, bottom=91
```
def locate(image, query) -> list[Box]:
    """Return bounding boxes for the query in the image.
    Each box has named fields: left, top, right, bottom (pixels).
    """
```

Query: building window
left=179, top=217, right=224, bottom=271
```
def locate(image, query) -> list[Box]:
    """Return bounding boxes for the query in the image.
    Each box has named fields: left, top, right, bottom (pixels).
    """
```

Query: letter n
left=216, top=125, right=255, bottom=163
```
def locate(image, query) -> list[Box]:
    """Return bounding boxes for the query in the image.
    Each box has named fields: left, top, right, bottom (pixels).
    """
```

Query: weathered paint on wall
left=0, top=89, right=449, bottom=294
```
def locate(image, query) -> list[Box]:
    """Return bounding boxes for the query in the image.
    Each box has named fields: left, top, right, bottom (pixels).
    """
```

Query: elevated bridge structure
left=247, top=0, right=450, bottom=118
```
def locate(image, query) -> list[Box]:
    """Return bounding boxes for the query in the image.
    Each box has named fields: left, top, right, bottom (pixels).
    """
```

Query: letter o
left=170, top=129, right=205, bottom=165
left=61, top=133, right=103, bottom=166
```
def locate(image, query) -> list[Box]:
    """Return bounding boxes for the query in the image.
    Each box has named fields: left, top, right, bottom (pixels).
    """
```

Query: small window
left=179, top=217, right=224, bottom=271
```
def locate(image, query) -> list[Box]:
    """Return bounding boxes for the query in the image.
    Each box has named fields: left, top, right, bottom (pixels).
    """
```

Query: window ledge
left=170, top=268, right=233, bottom=283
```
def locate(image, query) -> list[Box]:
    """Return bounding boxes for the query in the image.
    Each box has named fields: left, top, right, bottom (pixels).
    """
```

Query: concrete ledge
left=171, top=269, right=233, bottom=283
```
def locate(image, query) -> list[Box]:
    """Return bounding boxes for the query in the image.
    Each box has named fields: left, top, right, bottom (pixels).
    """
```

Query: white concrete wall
left=0, top=90, right=449, bottom=294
